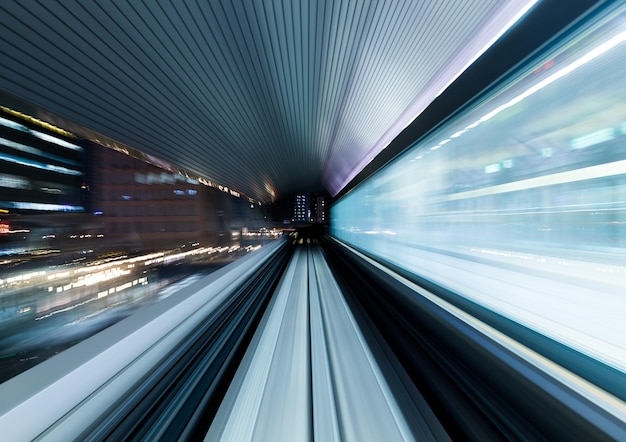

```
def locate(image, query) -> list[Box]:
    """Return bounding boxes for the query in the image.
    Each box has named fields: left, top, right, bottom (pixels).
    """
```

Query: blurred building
left=0, top=107, right=94, bottom=254
left=88, top=143, right=271, bottom=251
left=88, top=143, right=216, bottom=251
left=0, top=107, right=86, bottom=214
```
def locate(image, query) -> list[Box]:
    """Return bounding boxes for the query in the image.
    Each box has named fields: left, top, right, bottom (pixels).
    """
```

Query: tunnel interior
left=1, top=0, right=625, bottom=440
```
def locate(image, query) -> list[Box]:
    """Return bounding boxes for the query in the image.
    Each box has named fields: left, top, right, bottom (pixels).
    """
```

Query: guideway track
left=207, top=237, right=447, bottom=441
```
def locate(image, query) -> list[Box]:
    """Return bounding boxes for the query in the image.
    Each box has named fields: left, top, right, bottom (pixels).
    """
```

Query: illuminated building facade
left=293, top=194, right=309, bottom=223
left=0, top=108, right=85, bottom=214
left=89, top=143, right=214, bottom=251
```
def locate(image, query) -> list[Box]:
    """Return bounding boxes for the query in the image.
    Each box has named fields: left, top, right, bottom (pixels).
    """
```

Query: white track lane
left=207, top=248, right=310, bottom=441
left=207, top=241, right=447, bottom=441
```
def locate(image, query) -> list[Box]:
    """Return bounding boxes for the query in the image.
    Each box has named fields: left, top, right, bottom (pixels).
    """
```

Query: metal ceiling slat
left=322, top=0, right=394, bottom=164
left=2, top=2, right=147, bottom=123
left=86, top=1, right=242, bottom=161
left=263, top=0, right=301, bottom=174
left=322, top=0, right=349, bottom=152
left=323, top=0, right=406, bottom=170
left=320, top=0, right=446, bottom=189
left=285, top=0, right=306, bottom=166
left=235, top=4, right=288, bottom=150
left=244, top=3, right=294, bottom=183
left=297, top=0, right=310, bottom=157
left=181, top=1, right=271, bottom=157
left=311, top=0, right=329, bottom=158
left=332, top=1, right=423, bottom=163
left=247, top=1, right=294, bottom=183
left=226, top=5, right=287, bottom=178
left=273, top=0, right=298, bottom=166
left=316, top=1, right=344, bottom=151
left=0, top=20, right=174, bottom=151
left=295, top=0, right=307, bottom=143
left=239, top=3, right=292, bottom=177
left=342, top=0, right=434, bottom=139
left=324, top=0, right=502, bottom=190
left=214, top=1, right=284, bottom=149
left=1, top=0, right=539, bottom=202
left=247, top=0, right=286, bottom=174
left=90, top=3, right=209, bottom=129
left=132, top=6, right=241, bottom=161
left=258, top=0, right=293, bottom=148
left=282, top=0, right=299, bottom=142
left=165, top=1, right=275, bottom=170
left=137, top=1, right=236, bottom=138
left=304, top=1, right=318, bottom=162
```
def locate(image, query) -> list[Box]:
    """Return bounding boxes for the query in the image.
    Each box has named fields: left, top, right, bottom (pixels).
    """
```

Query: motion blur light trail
left=332, top=5, right=626, bottom=379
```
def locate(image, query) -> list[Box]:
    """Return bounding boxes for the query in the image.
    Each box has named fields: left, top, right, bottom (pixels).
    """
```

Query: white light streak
left=31, top=130, right=83, bottom=151
left=435, top=0, right=540, bottom=98
left=477, top=30, right=626, bottom=126
left=441, top=159, right=626, bottom=202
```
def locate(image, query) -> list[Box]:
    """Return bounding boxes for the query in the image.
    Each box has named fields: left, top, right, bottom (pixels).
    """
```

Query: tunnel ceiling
left=1, top=0, right=537, bottom=203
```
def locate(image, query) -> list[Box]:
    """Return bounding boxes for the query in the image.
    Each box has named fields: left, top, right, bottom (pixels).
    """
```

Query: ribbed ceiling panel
left=1, top=0, right=534, bottom=202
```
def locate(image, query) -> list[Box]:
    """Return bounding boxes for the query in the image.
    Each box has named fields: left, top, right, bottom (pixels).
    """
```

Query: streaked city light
left=332, top=10, right=626, bottom=374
